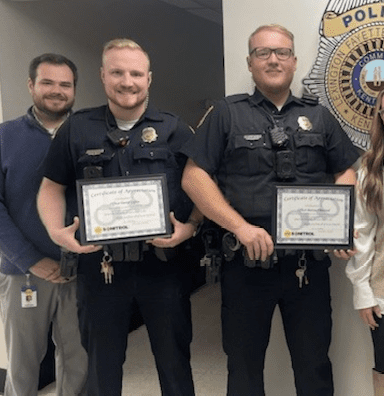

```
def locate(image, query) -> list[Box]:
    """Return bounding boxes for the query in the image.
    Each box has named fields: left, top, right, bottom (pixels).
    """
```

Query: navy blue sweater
left=0, top=108, right=61, bottom=275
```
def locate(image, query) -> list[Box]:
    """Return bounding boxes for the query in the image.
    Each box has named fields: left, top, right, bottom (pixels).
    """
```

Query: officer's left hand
left=147, top=212, right=196, bottom=248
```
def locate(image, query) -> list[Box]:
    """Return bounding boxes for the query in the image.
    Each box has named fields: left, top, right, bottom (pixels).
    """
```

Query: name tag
left=244, top=134, right=262, bottom=141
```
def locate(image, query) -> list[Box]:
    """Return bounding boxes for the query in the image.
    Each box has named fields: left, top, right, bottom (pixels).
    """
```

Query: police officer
left=182, top=24, right=359, bottom=396
left=37, top=39, right=201, bottom=396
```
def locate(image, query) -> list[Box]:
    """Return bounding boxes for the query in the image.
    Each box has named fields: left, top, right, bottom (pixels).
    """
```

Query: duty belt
left=108, top=241, right=178, bottom=262
left=242, top=247, right=327, bottom=269
left=221, top=232, right=327, bottom=269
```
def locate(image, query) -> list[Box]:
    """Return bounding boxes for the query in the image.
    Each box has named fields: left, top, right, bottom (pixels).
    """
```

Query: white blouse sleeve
left=345, top=169, right=378, bottom=310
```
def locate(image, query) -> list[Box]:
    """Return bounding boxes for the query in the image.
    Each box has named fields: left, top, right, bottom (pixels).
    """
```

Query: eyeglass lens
left=251, top=48, right=292, bottom=60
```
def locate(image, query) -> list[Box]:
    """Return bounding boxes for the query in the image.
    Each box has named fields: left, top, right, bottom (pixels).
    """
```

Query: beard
left=111, top=90, right=148, bottom=110
left=106, top=88, right=149, bottom=120
left=34, top=94, right=74, bottom=119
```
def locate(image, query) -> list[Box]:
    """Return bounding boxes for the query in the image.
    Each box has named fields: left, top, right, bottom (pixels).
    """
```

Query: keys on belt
left=101, top=250, right=114, bottom=284
left=295, top=251, right=309, bottom=289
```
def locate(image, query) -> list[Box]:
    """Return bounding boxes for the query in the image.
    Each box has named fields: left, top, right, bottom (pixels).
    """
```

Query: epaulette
left=224, top=94, right=250, bottom=104
left=160, top=110, right=178, bottom=118
left=71, top=106, right=106, bottom=120
left=74, top=108, right=93, bottom=115
left=301, top=92, right=319, bottom=106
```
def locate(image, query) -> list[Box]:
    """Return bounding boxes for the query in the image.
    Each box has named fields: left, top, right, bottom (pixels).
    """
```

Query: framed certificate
left=76, top=174, right=172, bottom=245
left=272, top=184, right=354, bottom=250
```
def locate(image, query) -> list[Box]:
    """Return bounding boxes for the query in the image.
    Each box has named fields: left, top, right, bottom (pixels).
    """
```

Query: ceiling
left=157, top=0, right=222, bottom=24
left=11, top=0, right=223, bottom=25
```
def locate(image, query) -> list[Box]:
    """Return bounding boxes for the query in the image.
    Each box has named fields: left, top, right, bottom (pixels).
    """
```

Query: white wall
left=223, top=0, right=326, bottom=97
left=222, top=1, right=373, bottom=395
left=0, top=1, right=106, bottom=121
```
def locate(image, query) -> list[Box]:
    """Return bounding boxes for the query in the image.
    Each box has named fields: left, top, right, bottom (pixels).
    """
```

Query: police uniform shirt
left=182, top=89, right=360, bottom=228
left=43, top=104, right=194, bottom=223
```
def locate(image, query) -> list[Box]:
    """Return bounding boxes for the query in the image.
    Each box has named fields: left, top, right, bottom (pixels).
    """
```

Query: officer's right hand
left=234, top=222, right=274, bottom=262
left=50, top=216, right=102, bottom=254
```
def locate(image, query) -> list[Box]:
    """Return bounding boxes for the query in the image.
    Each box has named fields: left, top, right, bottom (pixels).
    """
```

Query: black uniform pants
left=76, top=250, right=195, bottom=396
left=221, top=253, right=333, bottom=396
left=372, top=315, right=384, bottom=372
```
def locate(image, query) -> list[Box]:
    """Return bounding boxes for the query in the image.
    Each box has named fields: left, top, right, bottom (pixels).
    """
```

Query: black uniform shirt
left=182, top=89, right=360, bottom=227
left=44, top=104, right=194, bottom=223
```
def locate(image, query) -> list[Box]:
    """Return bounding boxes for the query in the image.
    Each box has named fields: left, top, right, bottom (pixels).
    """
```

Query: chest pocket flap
left=293, top=133, right=324, bottom=148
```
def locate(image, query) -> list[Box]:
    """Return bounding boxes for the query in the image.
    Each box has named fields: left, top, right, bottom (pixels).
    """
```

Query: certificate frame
left=272, top=183, right=354, bottom=250
left=76, top=174, right=172, bottom=245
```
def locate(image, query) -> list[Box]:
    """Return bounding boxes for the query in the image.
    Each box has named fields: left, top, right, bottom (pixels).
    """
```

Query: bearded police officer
left=182, top=24, right=359, bottom=396
left=37, top=39, right=201, bottom=396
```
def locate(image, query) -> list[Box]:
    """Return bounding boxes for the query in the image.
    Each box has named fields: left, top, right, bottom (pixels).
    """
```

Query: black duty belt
left=108, top=241, right=178, bottom=262
left=243, top=249, right=327, bottom=269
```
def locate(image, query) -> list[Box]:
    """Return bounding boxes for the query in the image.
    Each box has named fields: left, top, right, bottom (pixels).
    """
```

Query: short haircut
left=102, top=38, right=151, bottom=70
left=29, top=53, right=78, bottom=87
left=248, top=24, right=295, bottom=55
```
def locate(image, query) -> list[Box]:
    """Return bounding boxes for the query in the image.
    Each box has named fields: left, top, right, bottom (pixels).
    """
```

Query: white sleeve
left=345, top=169, right=378, bottom=310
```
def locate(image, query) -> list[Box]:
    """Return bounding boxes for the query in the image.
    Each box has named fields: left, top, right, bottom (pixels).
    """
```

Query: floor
left=33, top=266, right=378, bottom=396
left=38, top=282, right=227, bottom=396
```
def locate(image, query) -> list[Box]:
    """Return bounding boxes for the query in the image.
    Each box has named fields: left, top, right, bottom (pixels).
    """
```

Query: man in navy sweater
left=0, top=53, right=87, bottom=395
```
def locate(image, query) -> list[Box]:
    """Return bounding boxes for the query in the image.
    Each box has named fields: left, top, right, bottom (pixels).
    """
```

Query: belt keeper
left=243, top=250, right=278, bottom=269
left=109, top=243, right=124, bottom=262
left=124, top=241, right=142, bottom=262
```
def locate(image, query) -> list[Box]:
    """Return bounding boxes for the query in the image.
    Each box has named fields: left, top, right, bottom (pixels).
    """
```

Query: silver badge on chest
left=142, top=127, right=158, bottom=143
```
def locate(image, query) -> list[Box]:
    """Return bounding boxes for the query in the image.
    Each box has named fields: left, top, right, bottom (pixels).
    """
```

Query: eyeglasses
left=379, top=108, right=384, bottom=117
left=249, top=47, right=294, bottom=60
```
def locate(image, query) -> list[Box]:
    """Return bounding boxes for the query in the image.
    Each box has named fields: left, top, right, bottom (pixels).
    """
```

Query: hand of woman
left=359, top=306, right=382, bottom=330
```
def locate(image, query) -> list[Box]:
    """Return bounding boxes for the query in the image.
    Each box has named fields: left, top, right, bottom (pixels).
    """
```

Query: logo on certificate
left=303, top=0, right=384, bottom=151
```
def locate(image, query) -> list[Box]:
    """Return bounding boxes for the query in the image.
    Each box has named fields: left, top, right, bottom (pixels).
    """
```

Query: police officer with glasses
left=182, top=24, right=359, bottom=396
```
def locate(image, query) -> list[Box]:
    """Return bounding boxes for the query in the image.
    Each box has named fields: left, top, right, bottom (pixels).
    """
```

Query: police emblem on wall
left=303, top=0, right=384, bottom=150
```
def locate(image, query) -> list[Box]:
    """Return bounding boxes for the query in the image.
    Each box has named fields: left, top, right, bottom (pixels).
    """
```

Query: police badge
left=142, top=127, right=158, bottom=143
left=298, top=116, right=313, bottom=131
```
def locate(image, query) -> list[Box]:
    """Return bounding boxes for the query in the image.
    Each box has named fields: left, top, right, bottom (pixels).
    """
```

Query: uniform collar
left=98, top=103, right=164, bottom=128
left=249, top=89, right=304, bottom=111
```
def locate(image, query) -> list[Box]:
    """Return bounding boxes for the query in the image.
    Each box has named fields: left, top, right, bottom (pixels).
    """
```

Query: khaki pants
left=0, top=273, right=87, bottom=396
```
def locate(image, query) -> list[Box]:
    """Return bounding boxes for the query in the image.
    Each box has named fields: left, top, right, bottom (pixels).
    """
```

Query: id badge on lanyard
left=21, top=274, right=37, bottom=308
